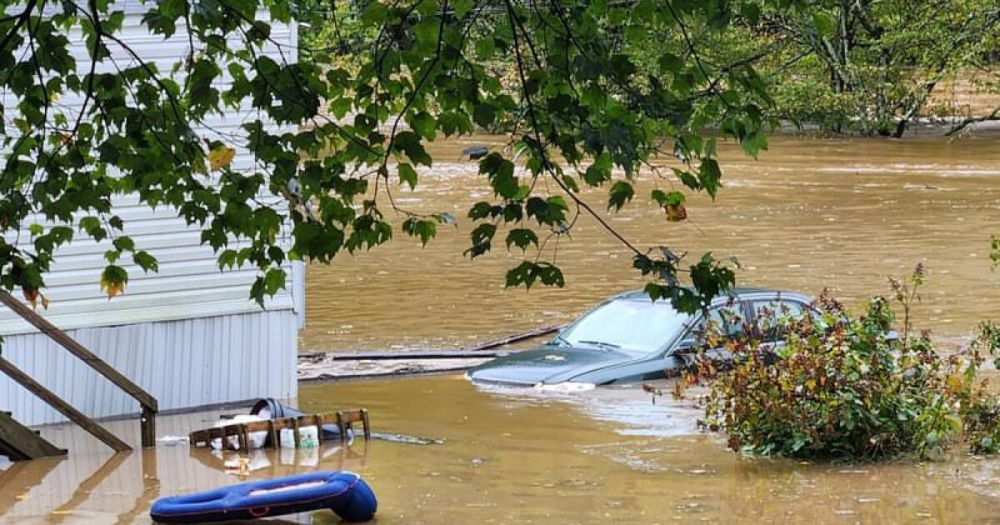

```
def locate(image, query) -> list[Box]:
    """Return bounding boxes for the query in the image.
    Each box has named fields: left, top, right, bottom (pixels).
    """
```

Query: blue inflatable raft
left=150, top=470, right=377, bottom=523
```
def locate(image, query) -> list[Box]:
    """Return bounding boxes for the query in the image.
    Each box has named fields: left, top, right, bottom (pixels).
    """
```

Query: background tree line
left=306, top=0, right=1000, bottom=138
left=2, top=0, right=998, bottom=316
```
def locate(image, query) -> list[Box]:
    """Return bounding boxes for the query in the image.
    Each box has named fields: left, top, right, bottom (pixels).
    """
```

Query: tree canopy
left=0, top=0, right=796, bottom=314
left=624, top=1, right=1000, bottom=137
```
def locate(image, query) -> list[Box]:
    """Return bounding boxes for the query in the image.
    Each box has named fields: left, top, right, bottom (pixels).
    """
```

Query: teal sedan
left=466, top=288, right=813, bottom=389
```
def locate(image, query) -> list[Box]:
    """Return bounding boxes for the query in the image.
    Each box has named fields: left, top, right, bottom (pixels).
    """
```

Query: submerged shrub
left=694, top=266, right=1000, bottom=460
left=955, top=321, right=1000, bottom=455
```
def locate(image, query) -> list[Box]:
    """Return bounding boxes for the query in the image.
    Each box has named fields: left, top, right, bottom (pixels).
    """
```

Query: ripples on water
left=295, top=376, right=1000, bottom=524
left=6, top=136, right=1000, bottom=524
left=3, top=374, right=1000, bottom=523
left=304, top=135, right=1000, bottom=352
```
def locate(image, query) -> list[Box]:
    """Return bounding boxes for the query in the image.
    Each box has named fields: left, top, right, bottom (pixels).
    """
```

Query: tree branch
left=945, top=107, right=1000, bottom=136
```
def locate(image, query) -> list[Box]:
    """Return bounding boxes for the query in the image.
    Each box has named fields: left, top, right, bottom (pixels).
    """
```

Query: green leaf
left=812, top=12, right=836, bottom=36
left=393, top=131, right=433, bottom=166
left=402, top=217, right=437, bottom=246
left=133, top=250, right=159, bottom=273
left=264, top=267, right=287, bottom=294
left=409, top=112, right=436, bottom=141
left=584, top=153, right=613, bottom=186
left=505, top=261, right=565, bottom=289
left=741, top=131, right=767, bottom=157
left=652, top=190, right=685, bottom=206
left=698, top=159, right=722, bottom=199
left=488, top=159, right=518, bottom=199
left=475, top=37, right=496, bottom=60
left=466, top=223, right=497, bottom=258
left=561, top=174, right=580, bottom=192
left=469, top=202, right=498, bottom=220
left=608, top=181, right=635, bottom=210
left=505, top=229, right=538, bottom=251
left=473, top=104, right=496, bottom=128
left=112, top=236, right=135, bottom=252
left=399, top=163, right=418, bottom=189
left=99, top=265, right=128, bottom=299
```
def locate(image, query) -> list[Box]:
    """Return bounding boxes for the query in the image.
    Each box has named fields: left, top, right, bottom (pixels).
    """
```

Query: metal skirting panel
left=0, top=310, right=297, bottom=426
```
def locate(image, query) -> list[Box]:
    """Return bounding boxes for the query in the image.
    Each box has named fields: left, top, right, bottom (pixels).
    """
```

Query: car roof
left=612, top=287, right=811, bottom=304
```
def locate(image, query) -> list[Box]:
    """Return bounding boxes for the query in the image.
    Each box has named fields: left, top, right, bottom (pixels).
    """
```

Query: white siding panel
left=0, top=8, right=303, bottom=422
left=0, top=9, right=302, bottom=335
left=0, top=310, right=297, bottom=426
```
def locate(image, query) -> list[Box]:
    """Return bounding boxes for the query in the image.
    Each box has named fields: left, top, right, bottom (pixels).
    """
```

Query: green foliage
left=773, top=0, right=1000, bottom=136
left=955, top=321, right=1000, bottom=454
left=625, top=1, right=1000, bottom=136
left=696, top=267, right=1000, bottom=460
left=990, top=235, right=1000, bottom=269
left=0, top=0, right=783, bottom=313
left=702, top=296, right=962, bottom=459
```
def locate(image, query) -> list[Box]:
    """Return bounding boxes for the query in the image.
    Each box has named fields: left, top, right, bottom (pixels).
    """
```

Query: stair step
left=0, top=413, right=67, bottom=461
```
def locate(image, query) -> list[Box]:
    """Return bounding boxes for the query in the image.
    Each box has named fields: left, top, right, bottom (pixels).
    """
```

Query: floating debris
left=372, top=431, right=444, bottom=445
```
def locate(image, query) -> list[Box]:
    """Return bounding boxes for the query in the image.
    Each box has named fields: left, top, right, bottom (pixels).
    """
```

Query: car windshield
left=555, top=298, right=692, bottom=355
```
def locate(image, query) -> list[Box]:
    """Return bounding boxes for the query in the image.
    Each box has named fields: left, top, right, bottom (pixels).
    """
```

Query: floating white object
left=210, top=415, right=268, bottom=450
left=533, top=381, right=596, bottom=393
left=279, top=425, right=319, bottom=448
left=156, top=435, right=189, bottom=446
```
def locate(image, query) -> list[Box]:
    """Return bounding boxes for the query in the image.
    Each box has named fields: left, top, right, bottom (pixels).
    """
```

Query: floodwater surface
left=6, top=135, right=1000, bottom=524
left=4, top=375, right=1000, bottom=523
left=303, top=134, right=1000, bottom=351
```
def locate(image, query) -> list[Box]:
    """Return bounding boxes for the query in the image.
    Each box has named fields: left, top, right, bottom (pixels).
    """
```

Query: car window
left=685, top=302, right=746, bottom=346
left=557, top=299, right=693, bottom=355
left=752, top=300, right=809, bottom=341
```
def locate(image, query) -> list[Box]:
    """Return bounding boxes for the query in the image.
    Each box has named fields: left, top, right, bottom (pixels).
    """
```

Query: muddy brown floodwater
left=303, top=134, right=1000, bottom=352
left=5, top=376, right=1000, bottom=524
left=6, top=135, right=1000, bottom=523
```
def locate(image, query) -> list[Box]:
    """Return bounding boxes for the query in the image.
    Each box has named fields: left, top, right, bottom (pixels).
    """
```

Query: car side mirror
left=674, top=338, right=698, bottom=355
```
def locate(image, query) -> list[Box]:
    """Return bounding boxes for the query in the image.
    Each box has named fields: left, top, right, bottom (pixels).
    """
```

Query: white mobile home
left=0, top=5, right=302, bottom=425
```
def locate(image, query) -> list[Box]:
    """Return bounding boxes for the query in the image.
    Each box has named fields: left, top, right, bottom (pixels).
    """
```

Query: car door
left=750, top=297, right=811, bottom=354
left=669, top=301, right=748, bottom=369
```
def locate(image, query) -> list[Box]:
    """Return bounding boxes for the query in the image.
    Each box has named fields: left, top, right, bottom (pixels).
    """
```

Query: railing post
left=140, top=405, right=156, bottom=448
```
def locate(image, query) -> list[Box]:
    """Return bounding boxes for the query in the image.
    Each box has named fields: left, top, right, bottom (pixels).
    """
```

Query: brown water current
left=4, top=376, right=1000, bottom=523
left=303, top=134, right=1000, bottom=352
left=6, top=135, right=1000, bottom=523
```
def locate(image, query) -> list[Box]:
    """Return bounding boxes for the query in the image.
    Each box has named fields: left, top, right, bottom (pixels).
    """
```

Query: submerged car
left=466, top=287, right=814, bottom=389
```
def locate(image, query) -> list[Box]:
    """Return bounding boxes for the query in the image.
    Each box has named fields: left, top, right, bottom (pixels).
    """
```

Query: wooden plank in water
left=267, top=420, right=278, bottom=448
left=299, top=349, right=510, bottom=361
left=188, top=411, right=369, bottom=449
left=297, top=323, right=563, bottom=362
left=467, top=324, right=563, bottom=351
left=336, top=409, right=372, bottom=440
left=0, top=412, right=67, bottom=460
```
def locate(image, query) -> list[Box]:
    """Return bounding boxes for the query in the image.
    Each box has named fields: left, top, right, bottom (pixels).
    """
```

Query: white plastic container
left=279, top=425, right=319, bottom=448
left=278, top=428, right=295, bottom=448
left=299, top=425, right=319, bottom=448
left=209, top=415, right=268, bottom=450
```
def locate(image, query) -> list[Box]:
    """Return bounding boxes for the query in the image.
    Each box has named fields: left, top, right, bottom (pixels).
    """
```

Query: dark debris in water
left=371, top=431, right=445, bottom=445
